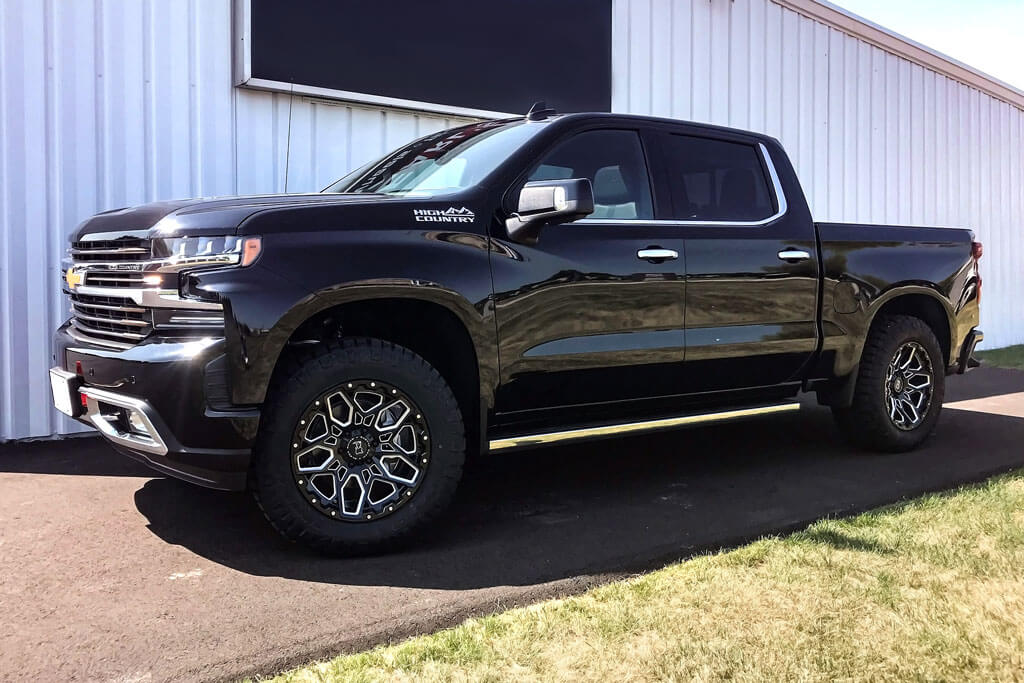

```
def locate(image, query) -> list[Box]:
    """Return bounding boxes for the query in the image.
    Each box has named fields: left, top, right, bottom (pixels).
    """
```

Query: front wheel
left=833, top=314, right=945, bottom=452
left=252, top=338, right=466, bottom=555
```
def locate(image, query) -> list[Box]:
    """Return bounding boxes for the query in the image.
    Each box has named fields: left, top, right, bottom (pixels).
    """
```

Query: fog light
left=126, top=410, right=149, bottom=436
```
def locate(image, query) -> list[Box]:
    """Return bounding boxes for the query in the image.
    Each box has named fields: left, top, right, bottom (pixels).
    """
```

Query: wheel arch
left=265, top=289, right=494, bottom=457
left=866, top=288, right=954, bottom=365
left=821, top=285, right=955, bottom=409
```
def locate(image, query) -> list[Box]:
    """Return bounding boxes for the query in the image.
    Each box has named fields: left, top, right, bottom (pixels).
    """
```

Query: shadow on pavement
left=134, top=391, right=1024, bottom=591
left=0, top=436, right=154, bottom=477
left=5, top=368, right=1022, bottom=591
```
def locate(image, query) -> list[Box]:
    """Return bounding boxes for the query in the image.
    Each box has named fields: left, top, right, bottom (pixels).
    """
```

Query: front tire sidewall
left=254, top=340, right=465, bottom=554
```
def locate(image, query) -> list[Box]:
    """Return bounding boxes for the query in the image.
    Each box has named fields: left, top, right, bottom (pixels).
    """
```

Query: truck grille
left=84, top=272, right=148, bottom=288
left=70, top=238, right=151, bottom=262
left=63, top=235, right=224, bottom=350
left=69, top=292, right=153, bottom=348
left=64, top=238, right=155, bottom=349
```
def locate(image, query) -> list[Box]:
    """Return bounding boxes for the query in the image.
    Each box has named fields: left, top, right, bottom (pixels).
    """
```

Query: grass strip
left=269, top=470, right=1024, bottom=682
left=977, top=344, right=1024, bottom=371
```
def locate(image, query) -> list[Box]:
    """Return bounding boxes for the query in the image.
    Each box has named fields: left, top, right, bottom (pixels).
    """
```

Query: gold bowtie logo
left=65, top=267, right=84, bottom=290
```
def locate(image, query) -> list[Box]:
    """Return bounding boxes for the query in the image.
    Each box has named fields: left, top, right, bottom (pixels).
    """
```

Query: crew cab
left=50, top=108, right=983, bottom=554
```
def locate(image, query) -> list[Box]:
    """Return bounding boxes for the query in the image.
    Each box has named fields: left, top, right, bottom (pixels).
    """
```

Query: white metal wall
left=1, top=0, right=1021, bottom=440
left=613, top=0, right=1024, bottom=352
left=0, top=0, right=470, bottom=440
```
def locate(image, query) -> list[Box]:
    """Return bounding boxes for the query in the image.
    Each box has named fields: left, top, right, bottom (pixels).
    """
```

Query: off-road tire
left=833, top=314, right=945, bottom=452
left=252, top=337, right=466, bottom=555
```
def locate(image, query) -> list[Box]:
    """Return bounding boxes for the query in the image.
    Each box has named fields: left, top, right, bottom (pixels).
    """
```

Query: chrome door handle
left=777, top=249, right=810, bottom=262
left=637, top=248, right=678, bottom=261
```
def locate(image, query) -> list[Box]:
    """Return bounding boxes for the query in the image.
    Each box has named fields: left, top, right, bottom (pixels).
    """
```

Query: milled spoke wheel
left=291, top=379, right=430, bottom=522
left=883, top=341, right=934, bottom=431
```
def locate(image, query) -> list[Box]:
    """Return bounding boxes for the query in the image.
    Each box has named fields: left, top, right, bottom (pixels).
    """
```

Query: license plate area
left=49, top=368, right=83, bottom=418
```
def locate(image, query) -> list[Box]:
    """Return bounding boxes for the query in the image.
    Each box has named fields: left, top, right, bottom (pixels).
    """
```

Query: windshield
left=323, top=119, right=542, bottom=196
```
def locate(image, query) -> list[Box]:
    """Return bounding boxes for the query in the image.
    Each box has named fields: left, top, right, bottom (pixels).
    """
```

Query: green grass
left=268, top=473, right=1024, bottom=682
left=977, top=344, right=1024, bottom=370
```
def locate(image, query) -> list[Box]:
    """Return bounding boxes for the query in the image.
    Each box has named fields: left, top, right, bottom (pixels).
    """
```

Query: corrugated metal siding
left=613, top=0, right=1024, bottom=353
left=1, top=0, right=1021, bottom=440
left=0, top=0, right=470, bottom=440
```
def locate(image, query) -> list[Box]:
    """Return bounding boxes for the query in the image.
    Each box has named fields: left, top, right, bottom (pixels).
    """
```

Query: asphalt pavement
left=2, top=367, right=1022, bottom=681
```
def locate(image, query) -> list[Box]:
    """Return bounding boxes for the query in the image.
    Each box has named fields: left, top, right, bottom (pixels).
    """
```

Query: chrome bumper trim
left=80, top=386, right=169, bottom=456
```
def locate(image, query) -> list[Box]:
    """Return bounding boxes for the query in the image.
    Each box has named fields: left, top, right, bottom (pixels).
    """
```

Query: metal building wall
left=0, top=0, right=469, bottom=440
left=613, top=0, right=1024, bottom=352
left=1, top=0, right=1021, bottom=440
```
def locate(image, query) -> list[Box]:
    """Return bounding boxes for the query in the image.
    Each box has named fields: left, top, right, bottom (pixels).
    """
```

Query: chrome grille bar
left=71, top=311, right=150, bottom=327
left=70, top=318, right=149, bottom=340
left=85, top=274, right=147, bottom=286
left=66, top=325, right=135, bottom=350
left=69, top=247, right=149, bottom=256
left=71, top=300, right=146, bottom=314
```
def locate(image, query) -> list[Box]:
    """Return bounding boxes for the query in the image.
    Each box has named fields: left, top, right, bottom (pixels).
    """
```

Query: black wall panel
left=249, top=0, right=612, bottom=114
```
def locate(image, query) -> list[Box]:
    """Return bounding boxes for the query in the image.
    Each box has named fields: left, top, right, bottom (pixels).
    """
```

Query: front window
left=526, top=129, right=654, bottom=219
left=323, top=119, right=543, bottom=196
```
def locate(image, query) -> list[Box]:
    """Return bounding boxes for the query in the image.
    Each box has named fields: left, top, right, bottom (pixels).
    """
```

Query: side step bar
left=489, top=402, right=801, bottom=452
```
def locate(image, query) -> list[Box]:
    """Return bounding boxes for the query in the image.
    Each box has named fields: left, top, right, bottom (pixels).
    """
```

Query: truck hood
left=70, top=193, right=399, bottom=240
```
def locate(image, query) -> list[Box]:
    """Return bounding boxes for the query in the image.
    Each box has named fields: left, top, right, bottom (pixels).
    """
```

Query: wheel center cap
left=346, top=436, right=373, bottom=462
left=892, top=377, right=904, bottom=393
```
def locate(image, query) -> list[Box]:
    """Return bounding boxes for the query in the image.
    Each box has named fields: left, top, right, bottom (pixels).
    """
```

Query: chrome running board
left=488, top=402, right=800, bottom=452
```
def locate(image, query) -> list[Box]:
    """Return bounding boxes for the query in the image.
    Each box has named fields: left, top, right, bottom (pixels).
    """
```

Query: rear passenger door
left=650, top=131, right=819, bottom=392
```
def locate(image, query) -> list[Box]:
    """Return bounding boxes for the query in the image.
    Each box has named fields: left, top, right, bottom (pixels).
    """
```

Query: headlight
left=152, top=235, right=262, bottom=272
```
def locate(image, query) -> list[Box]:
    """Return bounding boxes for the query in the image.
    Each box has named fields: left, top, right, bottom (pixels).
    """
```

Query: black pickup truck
left=50, top=109, right=983, bottom=554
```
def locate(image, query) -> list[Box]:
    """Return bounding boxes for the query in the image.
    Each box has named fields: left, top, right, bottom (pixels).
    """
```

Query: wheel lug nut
left=365, top=514, right=372, bottom=520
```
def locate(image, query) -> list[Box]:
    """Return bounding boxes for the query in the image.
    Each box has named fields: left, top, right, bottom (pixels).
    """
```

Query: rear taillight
left=972, top=241, right=983, bottom=260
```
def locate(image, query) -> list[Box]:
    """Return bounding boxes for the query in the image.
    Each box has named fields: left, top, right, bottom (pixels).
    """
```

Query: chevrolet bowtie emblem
left=65, top=267, right=84, bottom=290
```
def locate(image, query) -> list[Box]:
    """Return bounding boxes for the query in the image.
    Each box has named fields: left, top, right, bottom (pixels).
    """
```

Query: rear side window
left=527, top=130, right=654, bottom=220
left=661, top=135, right=775, bottom=221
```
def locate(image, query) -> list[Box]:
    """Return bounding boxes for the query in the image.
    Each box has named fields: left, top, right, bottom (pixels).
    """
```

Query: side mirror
left=505, top=178, right=594, bottom=244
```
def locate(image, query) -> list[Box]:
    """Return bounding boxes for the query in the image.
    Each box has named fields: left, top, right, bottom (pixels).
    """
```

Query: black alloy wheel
left=253, top=338, right=465, bottom=555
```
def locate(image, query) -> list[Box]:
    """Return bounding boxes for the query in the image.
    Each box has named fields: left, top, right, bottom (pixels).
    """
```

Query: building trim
left=775, top=0, right=1024, bottom=110
left=239, top=78, right=510, bottom=120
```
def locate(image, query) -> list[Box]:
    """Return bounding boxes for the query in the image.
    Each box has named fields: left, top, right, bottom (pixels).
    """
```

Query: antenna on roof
left=526, top=101, right=557, bottom=121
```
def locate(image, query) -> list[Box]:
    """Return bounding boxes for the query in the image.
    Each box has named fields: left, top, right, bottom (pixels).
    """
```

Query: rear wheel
left=253, top=338, right=465, bottom=555
left=833, top=314, right=945, bottom=452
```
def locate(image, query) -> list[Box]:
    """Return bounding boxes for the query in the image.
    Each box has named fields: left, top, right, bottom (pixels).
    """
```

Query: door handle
left=777, top=249, right=811, bottom=262
left=637, top=248, right=678, bottom=262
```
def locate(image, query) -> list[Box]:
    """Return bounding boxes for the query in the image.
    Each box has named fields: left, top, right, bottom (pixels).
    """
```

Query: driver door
left=488, top=127, right=687, bottom=415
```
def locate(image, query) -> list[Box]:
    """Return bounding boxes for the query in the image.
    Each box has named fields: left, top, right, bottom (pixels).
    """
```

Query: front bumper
left=52, top=323, right=258, bottom=490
